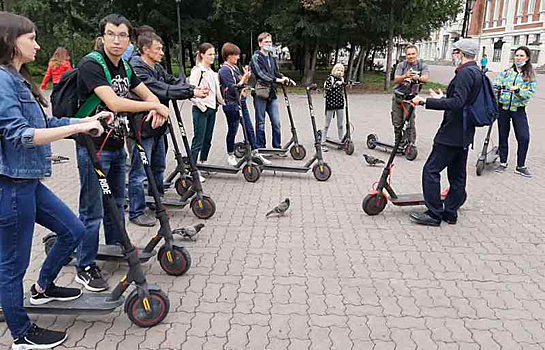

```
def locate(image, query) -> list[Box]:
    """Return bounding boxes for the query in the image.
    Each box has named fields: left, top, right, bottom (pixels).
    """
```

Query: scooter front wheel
left=234, top=142, right=246, bottom=158
left=312, top=163, right=332, bottom=181
left=174, top=177, right=193, bottom=197
left=191, top=196, right=216, bottom=219
left=125, top=289, right=170, bottom=328
left=290, top=144, right=307, bottom=160
left=243, top=163, right=261, bottom=182
left=158, top=245, right=192, bottom=276
left=362, top=193, right=387, bottom=215
left=345, top=141, right=355, bottom=155
left=366, top=134, right=378, bottom=149
left=476, top=159, right=485, bottom=176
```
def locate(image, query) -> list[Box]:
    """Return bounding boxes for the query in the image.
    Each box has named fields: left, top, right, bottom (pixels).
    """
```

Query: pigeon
left=266, top=198, right=290, bottom=217
left=173, top=223, right=205, bottom=240
left=363, top=154, right=385, bottom=166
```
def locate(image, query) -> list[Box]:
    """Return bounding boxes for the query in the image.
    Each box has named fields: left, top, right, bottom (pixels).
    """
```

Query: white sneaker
left=253, top=151, right=272, bottom=165
left=198, top=172, right=206, bottom=183
left=227, top=154, right=238, bottom=166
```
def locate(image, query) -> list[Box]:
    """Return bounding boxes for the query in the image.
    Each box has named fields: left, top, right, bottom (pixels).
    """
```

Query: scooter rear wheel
left=243, top=163, right=261, bottom=182
left=476, top=159, right=485, bottom=176
left=158, top=245, right=191, bottom=276
left=290, top=145, right=307, bottom=160
left=404, top=144, right=418, bottom=161
left=312, top=163, right=332, bottom=181
left=125, top=289, right=170, bottom=328
left=191, top=196, right=216, bottom=219
left=234, top=142, right=246, bottom=158
left=367, top=134, right=378, bottom=149
left=345, top=141, right=355, bottom=155
left=362, top=193, right=387, bottom=215
left=175, top=177, right=193, bottom=197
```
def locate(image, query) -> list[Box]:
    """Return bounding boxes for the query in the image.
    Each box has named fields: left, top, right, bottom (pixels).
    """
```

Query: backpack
left=463, top=67, right=498, bottom=127
left=51, top=51, right=132, bottom=118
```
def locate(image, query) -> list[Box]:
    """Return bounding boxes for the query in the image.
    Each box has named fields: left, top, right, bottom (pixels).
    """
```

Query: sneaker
left=227, top=154, right=238, bottom=166
left=75, top=265, right=108, bottom=292
left=515, top=166, right=533, bottom=178
left=198, top=172, right=206, bottom=183
left=321, top=146, right=329, bottom=153
left=29, top=284, right=82, bottom=305
left=12, top=323, right=67, bottom=350
left=276, top=152, right=288, bottom=158
left=129, top=214, right=156, bottom=227
left=495, top=163, right=508, bottom=173
left=252, top=151, right=272, bottom=165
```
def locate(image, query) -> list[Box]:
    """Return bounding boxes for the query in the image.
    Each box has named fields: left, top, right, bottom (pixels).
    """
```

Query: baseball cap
left=452, top=39, right=479, bottom=57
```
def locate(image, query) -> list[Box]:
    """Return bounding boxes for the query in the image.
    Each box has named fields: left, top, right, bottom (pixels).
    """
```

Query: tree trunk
left=302, top=42, right=319, bottom=86
left=346, top=44, right=356, bottom=81
left=352, top=47, right=364, bottom=82
left=163, top=35, right=173, bottom=74
left=334, top=34, right=340, bottom=65
left=370, top=48, right=377, bottom=71
left=189, top=42, right=196, bottom=67
left=384, top=4, right=395, bottom=90
left=181, top=41, right=187, bottom=77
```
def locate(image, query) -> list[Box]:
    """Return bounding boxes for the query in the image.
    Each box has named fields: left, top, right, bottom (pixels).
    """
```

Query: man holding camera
left=410, top=39, right=482, bottom=226
left=391, top=45, right=429, bottom=147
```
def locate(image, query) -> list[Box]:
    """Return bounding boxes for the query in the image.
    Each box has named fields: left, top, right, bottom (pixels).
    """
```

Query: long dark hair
left=513, top=46, right=535, bottom=81
left=0, top=12, right=46, bottom=105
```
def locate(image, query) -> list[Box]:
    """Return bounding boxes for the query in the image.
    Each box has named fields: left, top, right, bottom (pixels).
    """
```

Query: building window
left=517, top=0, right=525, bottom=16
left=494, top=0, right=501, bottom=23
left=530, top=50, right=539, bottom=63
left=532, top=34, right=541, bottom=45
left=528, top=0, right=536, bottom=14
left=485, top=0, right=492, bottom=25
left=526, top=34, right=530, bottom=44
left=503, top=0, right=509, bottom=20
left=493, top=48, right=502, bottom=62
left=513, top=35, right=520, bottom=45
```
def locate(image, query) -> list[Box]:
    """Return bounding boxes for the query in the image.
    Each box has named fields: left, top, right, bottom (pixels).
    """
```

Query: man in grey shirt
left=391, top=45, right=430, bottom=147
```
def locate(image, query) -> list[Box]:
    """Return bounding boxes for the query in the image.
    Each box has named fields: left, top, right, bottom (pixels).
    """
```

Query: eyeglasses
left=104, top=31, right=130, bottom=41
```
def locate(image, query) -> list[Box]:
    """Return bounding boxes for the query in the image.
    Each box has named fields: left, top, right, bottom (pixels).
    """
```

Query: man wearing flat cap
left=410, top=39, right=483, bottom=226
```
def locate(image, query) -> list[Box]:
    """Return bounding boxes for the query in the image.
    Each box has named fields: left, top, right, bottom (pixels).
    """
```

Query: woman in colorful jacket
left=493, top=46, right=537, bottom=177
left=0, top=12, right=107, bottom=349
left=39, top=46, right=72, bottom=90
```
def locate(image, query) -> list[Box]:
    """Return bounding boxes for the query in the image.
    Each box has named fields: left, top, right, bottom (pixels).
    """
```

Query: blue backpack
left=463, top=67, right=498, bottom=127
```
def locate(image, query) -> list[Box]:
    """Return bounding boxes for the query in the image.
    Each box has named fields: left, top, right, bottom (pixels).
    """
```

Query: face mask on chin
left=453, top=57, right=462, bottom=66
left=515, top=62, right=526, bottom=69
left=263, top=45, right=275, bottom=54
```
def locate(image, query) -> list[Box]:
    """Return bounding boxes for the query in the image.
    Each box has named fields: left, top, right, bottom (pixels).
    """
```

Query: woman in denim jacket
left=0, top=12, right=108, bottom=350
left=493, top=46, right=537, bottom=177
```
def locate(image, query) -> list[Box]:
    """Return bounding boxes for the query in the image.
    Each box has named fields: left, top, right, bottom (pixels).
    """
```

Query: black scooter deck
left=196, top=164, right=240, bottom=174
left=145, top=195, right=188, bottom=207
left=96, top=245, right=156, bottom=262
left=390, top=193, right=447, bottom=206
left=23, top=293, right=125, bottom=315
left=260, top=164, right=308, bottom=173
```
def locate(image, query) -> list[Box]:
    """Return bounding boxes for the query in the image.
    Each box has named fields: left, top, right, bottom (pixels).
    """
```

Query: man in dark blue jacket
left=411, top=39, right=482, bottom=226
left=128, top=33, right=207, bottom=226
left=250, top=32, right=295, bottom=152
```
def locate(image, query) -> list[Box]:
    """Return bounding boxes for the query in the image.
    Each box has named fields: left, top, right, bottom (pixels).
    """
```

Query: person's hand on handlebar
left=78, top=111, right=113, bottom=136
left=429, top=88, right=444, bottom=99
left=147, top=104, right=169, bottom=129
left=411, top=95, right=426, bottom=106
left=194, top=87, right=209, bottom=98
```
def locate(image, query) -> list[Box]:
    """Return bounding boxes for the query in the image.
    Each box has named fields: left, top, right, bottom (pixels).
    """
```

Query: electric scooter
left=190, top=87, right=262, bottom=182
left=43, top=116, right=193, bottom=276
left=361, top=85, right=466, bottom=215
left=142, top=100, right=217, bottom=219
left=254, top=84, right=332, bottom=181
left=323, top=81, right=355, bottom=155
left=366, top=81, right=421, bottom=161
left=234, top=84, right=307, bottom=160
left=5, top=133, right=171, bottom=328
left=475, top=86, right=506, bottom=176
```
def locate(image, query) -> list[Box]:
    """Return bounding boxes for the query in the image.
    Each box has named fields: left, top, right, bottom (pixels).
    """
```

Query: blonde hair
left=196, top=42, right=214, bottom=65
left=331, top=63, right=344, bottom=76
left=258, top=32, right=272, bottom=43
left=49, top=47, right=70, bottom=69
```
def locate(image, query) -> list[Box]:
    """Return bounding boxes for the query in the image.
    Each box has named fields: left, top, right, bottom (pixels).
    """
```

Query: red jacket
left=40, top=61, right=72, bottom=89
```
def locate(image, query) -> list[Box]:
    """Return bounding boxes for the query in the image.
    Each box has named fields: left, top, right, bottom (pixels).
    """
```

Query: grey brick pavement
left=1, top=66, right=545, bottom=349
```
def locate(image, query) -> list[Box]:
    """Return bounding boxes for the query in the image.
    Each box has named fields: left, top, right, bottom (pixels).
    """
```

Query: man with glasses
left=410, top=39, right=482, bottom=227
left=74, top=14, right=169, bottom=292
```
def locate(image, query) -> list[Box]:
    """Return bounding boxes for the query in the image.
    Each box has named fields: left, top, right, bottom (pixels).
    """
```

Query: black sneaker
left=12, top=323, right=67, bottom=350
left=515, top=166, right=533, bottom=178
left=129, top=214, right=156, bottom=227
left=75, top=265, right=108, bottom=292
left=29, top=283, right=82, bottom=305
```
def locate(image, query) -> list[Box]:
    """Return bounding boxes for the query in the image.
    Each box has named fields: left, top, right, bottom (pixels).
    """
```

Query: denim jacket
left=493, top=66, right=537, bottom=111
left=0, top=65, right=77, bottom=179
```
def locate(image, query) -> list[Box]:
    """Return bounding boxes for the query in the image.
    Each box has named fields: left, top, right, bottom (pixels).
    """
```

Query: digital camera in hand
left=394, top=79, right=423, bottom=100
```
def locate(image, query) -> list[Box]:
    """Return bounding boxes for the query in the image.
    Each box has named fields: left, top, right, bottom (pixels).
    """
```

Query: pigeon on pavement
left=363, top=154, right=385, bottom=166
left=266, top=198, right=290, bottom=217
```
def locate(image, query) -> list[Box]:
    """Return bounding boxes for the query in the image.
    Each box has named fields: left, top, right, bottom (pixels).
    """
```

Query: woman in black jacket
left=322, top=63, right=345, bottom=151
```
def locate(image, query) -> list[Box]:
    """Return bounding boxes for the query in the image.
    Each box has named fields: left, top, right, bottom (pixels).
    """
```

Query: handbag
left=255, top=81, right=271, bottom=100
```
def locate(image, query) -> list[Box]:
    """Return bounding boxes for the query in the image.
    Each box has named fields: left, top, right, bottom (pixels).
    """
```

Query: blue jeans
left=190, top=106, right=216, bottom=162
left=498, top=107, right=530, bottom=167
left=75, top=144, right=126, bottom=270
left=0, top=176, right=85, bottom=338
left=128, top=135, right=166, bottom=219
left=223, top=101, right=258, bottom=152
left=254, top=97, right=281, bottom=149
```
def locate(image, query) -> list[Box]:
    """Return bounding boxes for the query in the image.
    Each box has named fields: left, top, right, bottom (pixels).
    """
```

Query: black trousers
left=497, top=107, right=530, bottom=168
left=422, top=143, right=469, bottom=220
